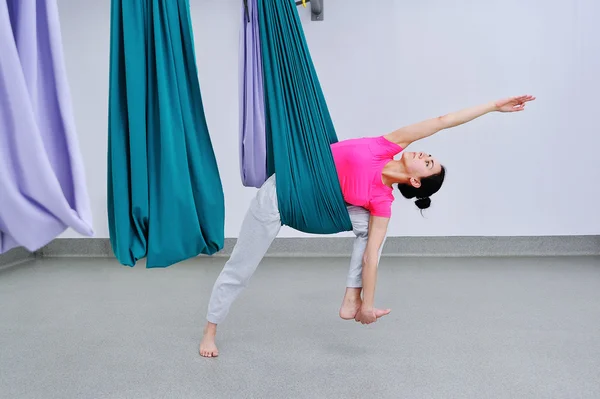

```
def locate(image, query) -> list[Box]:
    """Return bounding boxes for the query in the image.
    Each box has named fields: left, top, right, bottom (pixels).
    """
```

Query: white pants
left=206, top=175, right=387, bottom=324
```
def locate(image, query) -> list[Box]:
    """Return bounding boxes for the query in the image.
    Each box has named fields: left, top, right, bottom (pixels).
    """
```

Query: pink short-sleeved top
left=330, top=136, right=403, bottom=218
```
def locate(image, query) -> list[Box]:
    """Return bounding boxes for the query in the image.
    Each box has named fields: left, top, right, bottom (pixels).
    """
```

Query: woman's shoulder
left=367, top=190, right=394, bottom=218
left=375, top=135, right=403, bottom=152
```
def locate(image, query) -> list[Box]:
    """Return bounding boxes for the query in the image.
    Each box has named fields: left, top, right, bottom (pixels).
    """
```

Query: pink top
left=331, top=136, right=403, bottom=218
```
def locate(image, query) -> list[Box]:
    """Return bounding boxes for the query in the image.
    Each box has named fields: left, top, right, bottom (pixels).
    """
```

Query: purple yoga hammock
left=0, top=0, right=93, bottom=253
left=239, top=0, right=268, bottom=188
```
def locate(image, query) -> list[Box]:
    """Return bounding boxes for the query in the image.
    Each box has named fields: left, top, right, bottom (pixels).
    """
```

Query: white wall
left=57, top=0, right=600, bottom=239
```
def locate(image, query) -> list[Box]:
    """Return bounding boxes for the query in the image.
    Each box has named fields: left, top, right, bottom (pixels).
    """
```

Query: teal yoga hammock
left=256, top=0, right=352, bottom=234
left=107, top=0, right=224, bottom=267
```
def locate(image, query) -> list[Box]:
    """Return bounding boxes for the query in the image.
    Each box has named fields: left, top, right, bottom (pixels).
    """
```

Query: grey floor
left=1, top=256, right=600, bottom=399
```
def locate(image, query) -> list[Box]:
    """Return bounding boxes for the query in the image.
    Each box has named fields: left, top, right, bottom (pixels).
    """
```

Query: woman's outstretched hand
left=494, top=95, right=536, bottom=112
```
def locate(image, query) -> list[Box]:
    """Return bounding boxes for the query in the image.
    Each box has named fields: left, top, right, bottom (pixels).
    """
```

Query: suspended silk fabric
left=254, top=0, right=352, bottom=234
left=0, top=0, right=94, bottom=253
left=239, top=0, right=267, bottom=188
left=108, top=0, right=225, bottom=268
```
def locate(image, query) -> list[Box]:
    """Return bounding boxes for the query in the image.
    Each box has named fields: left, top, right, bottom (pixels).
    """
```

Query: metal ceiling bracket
left=295, top=0, right=324, bottom=21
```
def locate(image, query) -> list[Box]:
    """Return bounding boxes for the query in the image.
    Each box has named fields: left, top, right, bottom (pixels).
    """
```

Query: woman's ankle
left=344, top=287, right=362, bottom=301
left=204, top=322, right=217, bottom=336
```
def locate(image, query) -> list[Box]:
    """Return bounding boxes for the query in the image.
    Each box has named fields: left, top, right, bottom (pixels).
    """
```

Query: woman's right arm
left=355, top=216, right=389, bottom=324
left=384, top=95, right=535, bottom=149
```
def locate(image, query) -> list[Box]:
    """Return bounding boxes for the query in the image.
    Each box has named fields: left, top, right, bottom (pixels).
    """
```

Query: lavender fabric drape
left=239, top=0, right=268, bottom=188
left=0, top=0, right=93, bottom=253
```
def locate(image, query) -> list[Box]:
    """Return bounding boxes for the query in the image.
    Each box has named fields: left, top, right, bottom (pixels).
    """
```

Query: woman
left=199, top=94, right=535, bottom=357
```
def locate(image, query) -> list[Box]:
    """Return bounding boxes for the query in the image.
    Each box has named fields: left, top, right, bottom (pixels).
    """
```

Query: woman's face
left=401, top=151, right=442, bottom=179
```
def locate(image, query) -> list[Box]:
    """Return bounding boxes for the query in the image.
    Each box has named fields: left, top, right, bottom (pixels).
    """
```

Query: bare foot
left=339, top=287, right=362, bottom=320
left=199, top=322, right=219, bottom=358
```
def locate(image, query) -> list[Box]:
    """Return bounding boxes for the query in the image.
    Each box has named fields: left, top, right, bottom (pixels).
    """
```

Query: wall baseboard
left=0, top=247, right=35, bottom=270
left=35, top=236, right=600, bottom=259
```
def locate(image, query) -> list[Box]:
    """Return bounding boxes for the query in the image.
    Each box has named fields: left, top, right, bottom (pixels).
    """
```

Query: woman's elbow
left=437, top=114, right=453, bottom=129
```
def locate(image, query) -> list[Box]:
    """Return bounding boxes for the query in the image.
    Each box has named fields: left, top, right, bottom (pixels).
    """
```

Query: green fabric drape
left=256, top=0, right=352, bottom=234
left=107, top=0, right=224, bottom=267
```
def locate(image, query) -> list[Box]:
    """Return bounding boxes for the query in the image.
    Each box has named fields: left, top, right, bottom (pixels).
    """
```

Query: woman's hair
left=397, top=166, right=446, bottom=211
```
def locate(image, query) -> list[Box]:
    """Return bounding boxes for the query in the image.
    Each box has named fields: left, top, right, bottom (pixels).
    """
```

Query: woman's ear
left=409, top=177, right=421, bottom=188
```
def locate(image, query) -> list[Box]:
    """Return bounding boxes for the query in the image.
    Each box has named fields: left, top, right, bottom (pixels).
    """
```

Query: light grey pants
left=206, top=174, right=387, bottom=324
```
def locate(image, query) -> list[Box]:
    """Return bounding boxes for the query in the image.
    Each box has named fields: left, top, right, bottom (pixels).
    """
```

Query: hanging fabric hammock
left=108, top=0, right=225, bottom=268
left=0, top=0, right=94, bottom=254
left=240, top=0, right=352, bottom=234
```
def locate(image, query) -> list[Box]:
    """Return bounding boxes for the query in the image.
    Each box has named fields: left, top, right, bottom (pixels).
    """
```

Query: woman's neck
left=382, top=160, right=410, bottom=187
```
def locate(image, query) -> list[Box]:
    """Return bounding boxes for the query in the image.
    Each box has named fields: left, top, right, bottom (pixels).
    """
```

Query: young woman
left=199, top=94, right=536, bottom=357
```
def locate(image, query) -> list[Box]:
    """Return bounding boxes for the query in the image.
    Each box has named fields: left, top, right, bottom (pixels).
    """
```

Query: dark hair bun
left=415, top=197, right=431, bottom=210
